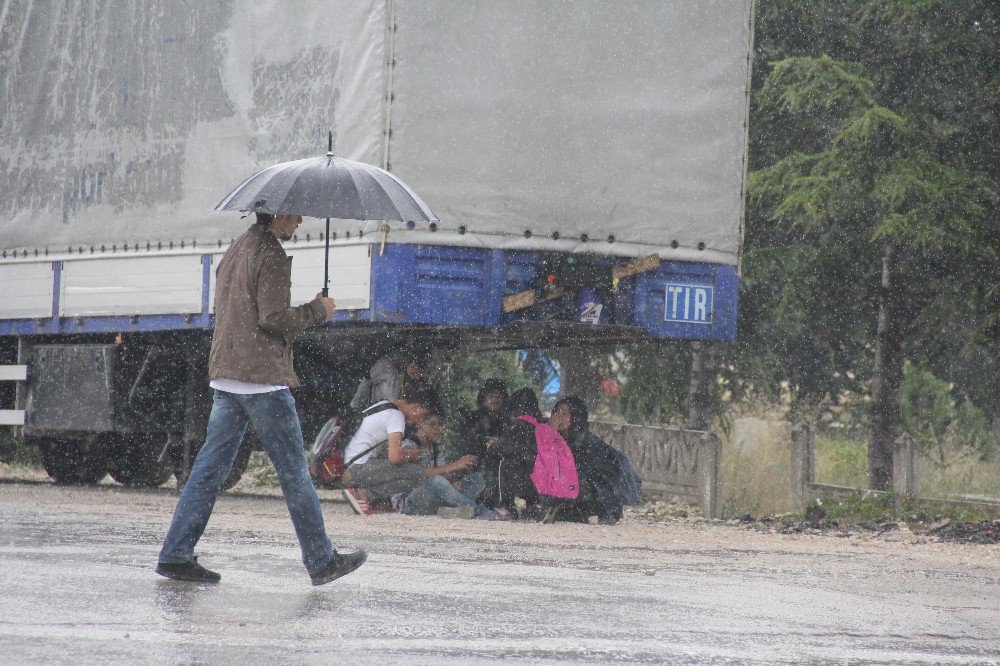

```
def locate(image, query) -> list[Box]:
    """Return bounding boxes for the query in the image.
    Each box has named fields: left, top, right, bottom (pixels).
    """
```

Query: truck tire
left=38, top=437, right=108, bottom=485
left=173, top=433, right=254, bottom=492
left=107, top=434, right=173, bottom=488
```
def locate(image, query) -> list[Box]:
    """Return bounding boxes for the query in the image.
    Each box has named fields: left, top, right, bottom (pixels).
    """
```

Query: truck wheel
left=173, top=432, right=255, bottom=492
left=38, top=437, right=108, bottom=485
left=107, top=434, right=173, bottom=488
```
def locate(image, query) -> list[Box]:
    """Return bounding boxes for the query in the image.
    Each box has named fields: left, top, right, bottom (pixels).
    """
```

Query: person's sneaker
left=437, top=506, right=475, bottom=520
left=476, top=508, right=511, bottom=521
left=310, top=550, right=368, bottom=586
left=343, top=487, right=375, bottom=516
left=155, top=556, right=221, bottom=583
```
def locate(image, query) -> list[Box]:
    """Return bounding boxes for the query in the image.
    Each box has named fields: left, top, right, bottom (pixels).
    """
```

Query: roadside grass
left=814, top=432, right=1000, bottom=503
left=814, top=433, right=867, bottom=488
left=815, top=491, right=993, bottom=525
left=720, top=422, right=1000, bottom=521
left=720, top=419, right=793, bottom=517
left=917, top=455, right=1000, bottom=503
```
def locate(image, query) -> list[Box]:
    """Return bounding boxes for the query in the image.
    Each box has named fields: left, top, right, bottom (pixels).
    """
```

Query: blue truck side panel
left=367, top=245, right=738, bottom=340
left=0, top=244, right=739, bottom=341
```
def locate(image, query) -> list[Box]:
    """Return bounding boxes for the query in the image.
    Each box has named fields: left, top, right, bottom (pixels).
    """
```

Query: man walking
left=156, top=212, right=366, bottom=585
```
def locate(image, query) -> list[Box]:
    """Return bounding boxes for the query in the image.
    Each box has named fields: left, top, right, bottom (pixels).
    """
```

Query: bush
left=0, top=428, right=40, bottom=466
left=900, top=363, right=994, bottom=466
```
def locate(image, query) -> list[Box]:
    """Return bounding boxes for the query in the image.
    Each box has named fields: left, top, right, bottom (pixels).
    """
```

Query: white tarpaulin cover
left=0, top=0, right=387, bottom=251
left=1, top=0, right=752, bottom=266
left=388, top=1, right=753, bottom=265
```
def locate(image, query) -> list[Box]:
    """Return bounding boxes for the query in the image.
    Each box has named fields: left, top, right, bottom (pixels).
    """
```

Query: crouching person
left=394, top=412, right=509, bottom=521
left=550, top=396, right=641, bottom=524
left=341, top=382, right=435, bottom=515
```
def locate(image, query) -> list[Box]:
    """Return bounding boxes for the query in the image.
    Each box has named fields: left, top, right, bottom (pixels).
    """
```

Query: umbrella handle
left=322, top=217, right=331, bottom=298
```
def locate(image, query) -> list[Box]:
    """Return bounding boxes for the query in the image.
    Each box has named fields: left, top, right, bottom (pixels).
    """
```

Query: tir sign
left=664, top=284, right=713, bottom=324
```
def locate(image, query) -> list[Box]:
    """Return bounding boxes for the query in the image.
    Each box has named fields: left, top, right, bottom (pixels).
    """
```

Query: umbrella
left=215, top=133, right=437, bottom=296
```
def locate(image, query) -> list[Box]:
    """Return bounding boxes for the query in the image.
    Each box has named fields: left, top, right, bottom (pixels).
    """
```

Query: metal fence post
left=790, top=422, right=814, bottom=511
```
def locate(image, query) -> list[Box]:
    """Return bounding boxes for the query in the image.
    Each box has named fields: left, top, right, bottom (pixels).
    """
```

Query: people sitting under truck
left=349, top=346, right=433, bottom=410
left=478, top=388, right=546, bottom=517
left=393, top=411, right=509, bottom=521
left=341, top=381, right=435, bottom=515
left=549, top=396, right=642, bottom=525
left=455, top=378, right=509, bottom=460
left=479, top=387, right=581, bottom=522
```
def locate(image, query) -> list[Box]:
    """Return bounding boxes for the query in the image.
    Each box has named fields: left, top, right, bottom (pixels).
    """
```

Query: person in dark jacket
left=349, top=346, right=432, bottom=410
left=478, top=387, right=543, bottom=513
left=550, top=396, right=639, bottom=524
left=455, top=378, right=508, bottom=458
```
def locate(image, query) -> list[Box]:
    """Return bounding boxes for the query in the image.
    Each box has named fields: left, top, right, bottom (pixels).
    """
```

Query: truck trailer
left=0, top=0, right=754, bottom=487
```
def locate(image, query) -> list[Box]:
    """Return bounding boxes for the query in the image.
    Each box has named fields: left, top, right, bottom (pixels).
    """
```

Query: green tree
left=745, top=0, right=998, bottom=488
left=617, top=341, right=691, bottom=425
left=900, top=363, right=994, bottom=466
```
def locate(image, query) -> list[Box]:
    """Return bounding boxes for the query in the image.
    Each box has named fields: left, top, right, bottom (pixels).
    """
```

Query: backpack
left=610, top=445, right=642, bottom=505
left=308, top=402, right=397, bottom=488
left=518, top=415, right=579, bottom=500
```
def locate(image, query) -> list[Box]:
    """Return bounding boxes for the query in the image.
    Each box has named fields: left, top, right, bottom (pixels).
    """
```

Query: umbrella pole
left=323, top=217, right=331, bottom=298
left=324, top=131, right=332, bottom=297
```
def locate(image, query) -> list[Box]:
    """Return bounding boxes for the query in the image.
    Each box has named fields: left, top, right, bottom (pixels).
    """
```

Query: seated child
left=394, top=412, right=508, bottom=521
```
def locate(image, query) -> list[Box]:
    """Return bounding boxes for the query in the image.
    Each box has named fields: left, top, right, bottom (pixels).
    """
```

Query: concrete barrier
left=591, top=421, right=721, bottom=518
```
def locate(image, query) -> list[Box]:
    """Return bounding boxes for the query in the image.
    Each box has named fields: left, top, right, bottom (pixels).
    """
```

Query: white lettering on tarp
left=664, top=284, right=713, bottom=324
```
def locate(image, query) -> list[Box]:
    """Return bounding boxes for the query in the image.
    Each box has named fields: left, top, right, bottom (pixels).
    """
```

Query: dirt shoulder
left=2, top=472, right=997, bottom=574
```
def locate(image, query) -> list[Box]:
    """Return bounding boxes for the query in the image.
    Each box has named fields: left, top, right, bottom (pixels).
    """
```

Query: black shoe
left=310, top=550, right=368, bottom=586
left=156, top=556, right=221, bottom=583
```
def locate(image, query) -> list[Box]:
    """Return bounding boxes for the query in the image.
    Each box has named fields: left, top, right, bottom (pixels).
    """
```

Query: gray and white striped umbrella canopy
left=215, top=152, right=437, bottom=222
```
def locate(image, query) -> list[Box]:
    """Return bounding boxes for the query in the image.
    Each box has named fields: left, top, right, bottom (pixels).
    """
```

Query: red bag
left=308, top=402, right=397, bottom=487
left=309, top=414, right=352, bottom=486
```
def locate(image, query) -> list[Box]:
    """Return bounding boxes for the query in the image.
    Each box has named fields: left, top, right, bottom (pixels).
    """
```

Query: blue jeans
left=159, top=389, right=334, bottom=575
left=399, top=472, right=486, bottom=516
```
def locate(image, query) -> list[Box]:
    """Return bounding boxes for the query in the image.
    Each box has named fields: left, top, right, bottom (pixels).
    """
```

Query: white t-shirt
left=343, top=401, right=406, bottom=466
left=210, top=378, right=288, bottom=394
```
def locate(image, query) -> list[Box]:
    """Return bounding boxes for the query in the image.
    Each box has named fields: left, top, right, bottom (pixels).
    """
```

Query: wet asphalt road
left=1, top=481, right=999, bottom=664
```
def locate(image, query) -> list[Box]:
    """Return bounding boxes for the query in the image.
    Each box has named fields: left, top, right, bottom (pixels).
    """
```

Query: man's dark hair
left=398, top=378, right=437, bottom=408
left=399, top=344, right=432, bottom=370
left=422, top=411, right=444, bottom=425
left=255, top=212, right=275, bottom=226
left=477, top=378, right=509, bottom=408
left=507, top=387, right=542, bottom=420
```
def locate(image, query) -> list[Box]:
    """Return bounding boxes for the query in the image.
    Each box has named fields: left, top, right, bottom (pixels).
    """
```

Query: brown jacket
left=208, top=223, right=327, bottom=388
